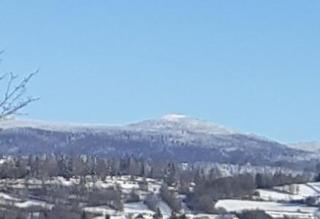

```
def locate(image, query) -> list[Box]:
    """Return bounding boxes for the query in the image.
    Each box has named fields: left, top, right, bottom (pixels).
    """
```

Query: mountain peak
left=161, top=114, right=188, bottom=121
left=128, top=114, right=234, bottom=135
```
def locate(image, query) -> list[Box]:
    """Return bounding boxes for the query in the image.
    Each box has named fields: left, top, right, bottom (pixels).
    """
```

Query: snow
left=186, top=214, right=221, bottom=219
left=257, top=189, right=304, bottom=202
left=84, top=206, right=117, bottom=216
left=275, top=184, right=319, bottom=198
left=0, top=115, right=233, bottom=138
left=216, top=199, right=318, bottom=218
left=128, top=115, right=234, bottom=136
left=124, top=202, right=154, bottom=215
left=119, top=182, right=140, bottom=191
left=1, top=174, right=320, bottom=219
left=161, top=114, right=188, bottom=121
left=0, top=190, right=53, bottom=210
left=0, top=118, right=119, bottom=133
left=53, top=176, right=75, bottom=186
left=297, top=184, right=319, bottom=197
left=307, top=182, right=320, bottom=195
left=86, top=204, right=155, bottom=219
left=15, top=200, right=53, bottom=209
left=158, top=200, right=172, bottom=217
left=0, top=115, right=233, bottom=136
left=0, top=192, right=20, bottom=201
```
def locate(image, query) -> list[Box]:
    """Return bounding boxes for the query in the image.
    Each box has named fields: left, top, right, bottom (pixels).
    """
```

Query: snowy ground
left=1, top=175, right=320, bottom=219
left=216, top=199, right=318, bottom=219
left=215, top=182, right=320, bottom=219
left=257, top=189, right=304, bottom=202
left=0, top=191, right=53, bottom=210
left=0, top=176, right=169, bottom=218
left=275, top=183, right=319, bottom=198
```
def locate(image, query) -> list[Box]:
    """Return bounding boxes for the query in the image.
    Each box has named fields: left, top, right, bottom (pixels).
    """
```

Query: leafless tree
left=0, top=63, right=38, bottom=119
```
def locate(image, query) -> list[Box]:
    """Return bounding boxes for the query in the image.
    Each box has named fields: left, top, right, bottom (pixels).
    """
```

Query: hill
left=0, top=115, right=314, bottom=168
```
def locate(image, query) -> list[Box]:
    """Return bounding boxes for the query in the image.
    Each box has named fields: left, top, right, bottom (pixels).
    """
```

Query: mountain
left=128, top=114, right=234, bottom=135
left=0, top=115, right=315, bottom=168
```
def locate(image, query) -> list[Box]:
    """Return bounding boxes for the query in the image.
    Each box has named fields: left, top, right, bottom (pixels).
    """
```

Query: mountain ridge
left=0, top=115, right=315, bottom=169
left=0, top=114, right=301, bottom=148
left=0, top=114, right=269, bottom=140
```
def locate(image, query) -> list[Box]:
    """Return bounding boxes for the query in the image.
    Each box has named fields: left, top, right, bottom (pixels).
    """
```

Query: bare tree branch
left=0, top=70, right=39, bottom=119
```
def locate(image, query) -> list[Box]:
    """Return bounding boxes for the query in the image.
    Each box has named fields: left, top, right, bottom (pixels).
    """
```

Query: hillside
left=0, top=115, right=314, bottom=168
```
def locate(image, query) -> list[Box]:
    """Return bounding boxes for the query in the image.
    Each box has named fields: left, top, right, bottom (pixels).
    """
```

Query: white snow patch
left=161, top=114, right=188, bottom=121
left=124, top=202, right=154, bottom=215
left=216, top=199, right=318, bottom=218
left=275, top=184, right=318, bottom=198
left=158, top=200, right=172, bottom=217
left=15, top=200, right=53, bottom=209
left=257, top=189, right=304, bottom=202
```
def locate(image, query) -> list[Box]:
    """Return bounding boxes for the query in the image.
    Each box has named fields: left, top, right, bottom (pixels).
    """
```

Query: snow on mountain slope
left=0, top=118, right=118, bottom=133
left=0, top=115, right=281, bottom=144
left=127, top=114, right=234, bottom=135
left=126, top=114, right=286, bottom=149
left=0, top=114, right=231, bottom=135
left=0, top=114, right=236, bottom=137
left=0, top=115, right=302, bottom=153
left=0, top=115, right=314, bottom=166
left=289, top=141, right=320, bottom=152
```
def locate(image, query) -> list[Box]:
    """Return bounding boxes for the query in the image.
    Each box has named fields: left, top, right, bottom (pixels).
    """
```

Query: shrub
left=236, top=210, right=272, bottom=219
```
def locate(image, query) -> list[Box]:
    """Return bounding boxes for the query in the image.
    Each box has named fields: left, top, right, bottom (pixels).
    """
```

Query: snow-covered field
left=213, top=182, right=320, bottom=219
left=0, top=176, right=169, bottom=218
left=257, top=189, right=304, bottom=202
left=0, top=191, right=53, bottom=210
left=254, top=182, right=320, bottom=202
left=124, top=202, right=154, bottom=216
left=216, top=199, right=318, bottom=219
left=275, top=183, right=319, bottom=198
left=1, top=174, right=320, bottom=219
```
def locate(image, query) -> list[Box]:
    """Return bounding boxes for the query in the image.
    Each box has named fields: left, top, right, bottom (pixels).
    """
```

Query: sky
left=0, top=0, right=319, bottom=143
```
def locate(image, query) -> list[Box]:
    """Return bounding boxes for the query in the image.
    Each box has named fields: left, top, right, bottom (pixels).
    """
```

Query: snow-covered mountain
left=0, top=115, right=315, bottom=169
left=0, top=114, right=233, bottom=135
left=0, top=118, right=117, bottom=133
left=127, top=114, right=234, bottom=135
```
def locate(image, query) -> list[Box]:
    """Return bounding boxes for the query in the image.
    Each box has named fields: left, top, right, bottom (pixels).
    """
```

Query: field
left=0, top=174, right=319, bottom=219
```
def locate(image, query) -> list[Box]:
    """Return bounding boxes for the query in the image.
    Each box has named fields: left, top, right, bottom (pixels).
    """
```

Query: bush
left=236, top=210, right=272, bottom=219
left=186, top=194, right=215, bottom=214
left=126, top=189, right=140, bottom=203
left=305, top=196, right=318, bottom=206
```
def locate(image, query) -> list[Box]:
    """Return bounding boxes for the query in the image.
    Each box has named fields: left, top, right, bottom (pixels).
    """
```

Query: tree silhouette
left=0, top=52, right=38, bottom=119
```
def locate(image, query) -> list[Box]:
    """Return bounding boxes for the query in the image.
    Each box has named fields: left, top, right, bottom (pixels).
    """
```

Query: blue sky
left=0, top=0, right=319, bottom=142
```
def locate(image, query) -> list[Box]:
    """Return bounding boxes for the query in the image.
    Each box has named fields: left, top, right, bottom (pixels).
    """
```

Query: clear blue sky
left=0, top=0, right=319, bottom=142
